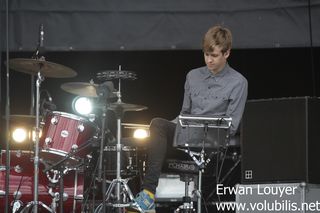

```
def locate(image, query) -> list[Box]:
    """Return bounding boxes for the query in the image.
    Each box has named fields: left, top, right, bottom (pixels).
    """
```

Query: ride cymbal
left=8, top=58, right=77, bottom=78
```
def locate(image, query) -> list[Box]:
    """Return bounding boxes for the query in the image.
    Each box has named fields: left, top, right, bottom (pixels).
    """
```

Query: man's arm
left=180, top=75, right=191, bottom=115
left=226, top=77, right=248, bottom=135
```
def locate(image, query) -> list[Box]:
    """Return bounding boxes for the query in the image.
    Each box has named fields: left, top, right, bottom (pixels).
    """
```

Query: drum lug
left=51, top=116, right=58, bottom=125
left=45, top=137, right=52, bottom=145
left=14, top=165, right=22, bottom=173
left=15, top=150, right=22, bottom=158
left=72, top=144, right=79, bottom=150
left=13, top=190, right=22, bottom=200
left=77, top=123, right=85, bottom=132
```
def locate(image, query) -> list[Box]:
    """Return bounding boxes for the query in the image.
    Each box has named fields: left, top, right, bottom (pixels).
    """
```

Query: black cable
left=82, top=154, right=99, bottom=211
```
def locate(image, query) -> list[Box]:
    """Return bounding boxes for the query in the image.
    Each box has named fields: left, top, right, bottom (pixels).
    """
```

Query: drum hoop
left=51, top=111, right=88, bottom=121
left=50, top=111, right=98, bottom=129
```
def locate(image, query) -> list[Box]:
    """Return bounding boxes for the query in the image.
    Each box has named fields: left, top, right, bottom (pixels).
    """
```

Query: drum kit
left=1, top=57, right=148, bottom=212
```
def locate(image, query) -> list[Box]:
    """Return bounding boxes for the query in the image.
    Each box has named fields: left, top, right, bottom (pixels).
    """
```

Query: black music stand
left=173, top=115, right=232, bottom=213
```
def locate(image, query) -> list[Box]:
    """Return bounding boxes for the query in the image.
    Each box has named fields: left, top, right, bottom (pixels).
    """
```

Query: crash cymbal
left=8, top=58, right=77, bottom=78
left=108, top=101, right=147, bottom=112
left=3, top=114, right=42, bottom=123
left=61, top=82, right=99, bottom=97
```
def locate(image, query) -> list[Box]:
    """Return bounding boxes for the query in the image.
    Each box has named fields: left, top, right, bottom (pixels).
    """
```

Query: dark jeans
left=141, top=118, right=176, bottom=194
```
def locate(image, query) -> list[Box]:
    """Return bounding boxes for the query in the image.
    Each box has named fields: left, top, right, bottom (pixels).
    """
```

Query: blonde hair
left=202, top=25, right=232, bottom=54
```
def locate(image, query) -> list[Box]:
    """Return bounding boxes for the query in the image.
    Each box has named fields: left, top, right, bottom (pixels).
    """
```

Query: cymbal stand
left=97, top=88, right=109, bottom=213
left=102, top=72, right=142, bottom=212
left=21, top=67, right=52, bottom=213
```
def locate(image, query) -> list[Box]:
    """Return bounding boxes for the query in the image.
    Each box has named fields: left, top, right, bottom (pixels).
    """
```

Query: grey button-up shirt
left=180, top=64, right=248, bottom=136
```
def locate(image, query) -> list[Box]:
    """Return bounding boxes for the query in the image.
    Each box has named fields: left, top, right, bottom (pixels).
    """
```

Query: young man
left=133, top=25, right=248, bottom=212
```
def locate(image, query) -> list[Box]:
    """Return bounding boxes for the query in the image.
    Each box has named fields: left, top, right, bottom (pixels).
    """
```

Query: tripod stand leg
left=20, top=201, right=53, bottom=213
left=121, top=179, right=135, bottom=200
left=197, top=170, right=202, bottom=213
left=105, top=180, right=117, bottom=201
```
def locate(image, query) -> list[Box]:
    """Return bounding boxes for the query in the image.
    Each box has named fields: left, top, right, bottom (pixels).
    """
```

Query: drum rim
left=48, top=111, right=98, bottom=129
left=51, top=111, right=89, bottom=121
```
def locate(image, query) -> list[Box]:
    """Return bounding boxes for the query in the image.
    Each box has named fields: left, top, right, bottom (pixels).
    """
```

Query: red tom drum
left=40, top=111, right=97, bottom=166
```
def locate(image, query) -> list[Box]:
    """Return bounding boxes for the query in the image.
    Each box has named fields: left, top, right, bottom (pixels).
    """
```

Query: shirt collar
left=204, top=63, right=229, bottom=80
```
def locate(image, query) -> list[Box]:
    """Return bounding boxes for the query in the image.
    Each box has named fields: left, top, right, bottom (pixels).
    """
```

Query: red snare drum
left=40, top=111, right=97, bottom=166
left=0, top=150, right=84, bottom=212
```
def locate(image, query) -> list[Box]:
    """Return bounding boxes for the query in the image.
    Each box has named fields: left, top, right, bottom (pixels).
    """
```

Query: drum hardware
left=40, top=111, right=98, bottom=167
left=93, top=67, right=147, bottom=212
left=12, top=200, right=24, bottom=213
left=174, top=175, right=196, bottom=213
left=175, top=115, right=232, bottom=213
left=8, top=55, right=77, bottom=212
left=42, top=136, right=93, bottom=212
left=42, top=136, right=96, bottom=168
left=1, top=149, right=85, bottom=212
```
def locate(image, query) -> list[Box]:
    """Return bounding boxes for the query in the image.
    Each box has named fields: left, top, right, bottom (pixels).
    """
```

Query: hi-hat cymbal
left=8, top=58, right=77, bottom=78
left=61, top=81, right=117, bottom=98
left=61, top=82, right=99, bottom=97
left=108, top=101, right=147, bottom=112
left=3, top=114, right=42, bottom=123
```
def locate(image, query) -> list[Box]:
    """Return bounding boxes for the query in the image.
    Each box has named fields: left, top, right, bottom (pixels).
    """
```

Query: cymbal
left=8, top=58, right=77, bottom=78
left=3, top=114, right=42, bottom=123
left=61, top=81, right=117, bottom=98
left=61, top=82, right=99, bottom=97
left=108, top=101, right=147, bottom=112
left=96, top=70, right=137, bottom=80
